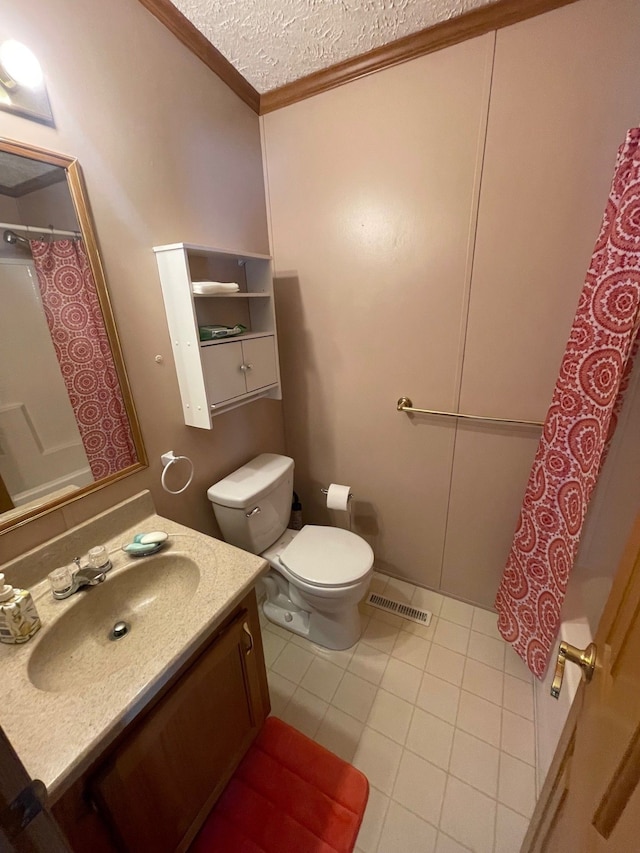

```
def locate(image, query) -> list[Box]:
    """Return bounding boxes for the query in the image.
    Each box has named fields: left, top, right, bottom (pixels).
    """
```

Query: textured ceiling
left=171, top=0, right=498, bottom=93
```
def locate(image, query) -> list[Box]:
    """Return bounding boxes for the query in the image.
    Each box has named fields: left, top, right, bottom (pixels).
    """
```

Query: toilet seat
left=279, top=525, right=373, bottom=588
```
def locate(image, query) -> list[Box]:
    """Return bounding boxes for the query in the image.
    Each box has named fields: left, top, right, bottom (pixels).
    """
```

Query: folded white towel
left=192, top=281, right=240, bottom=295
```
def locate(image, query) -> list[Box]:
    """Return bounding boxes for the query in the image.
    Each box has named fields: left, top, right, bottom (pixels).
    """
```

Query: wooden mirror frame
left=0, top=138, right=147, bottom=534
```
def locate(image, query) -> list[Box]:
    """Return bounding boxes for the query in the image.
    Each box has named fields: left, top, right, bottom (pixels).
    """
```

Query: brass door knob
left=551, top=640, right=597, bottom=699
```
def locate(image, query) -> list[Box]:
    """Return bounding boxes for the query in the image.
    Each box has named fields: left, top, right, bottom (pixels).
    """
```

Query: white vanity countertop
left=0, top=504, right=267, bottom=801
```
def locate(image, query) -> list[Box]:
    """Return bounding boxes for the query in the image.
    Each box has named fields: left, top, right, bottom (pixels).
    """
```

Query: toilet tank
left=207, top=454, right=294, bottom=554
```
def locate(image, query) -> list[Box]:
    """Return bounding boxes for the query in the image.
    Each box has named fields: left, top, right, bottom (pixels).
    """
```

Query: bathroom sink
left=28, top=554, right=201, bottom=694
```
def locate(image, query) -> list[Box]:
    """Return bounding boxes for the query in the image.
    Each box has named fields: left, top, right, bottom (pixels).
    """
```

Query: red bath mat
left=190, top=716, right=369, bottom=853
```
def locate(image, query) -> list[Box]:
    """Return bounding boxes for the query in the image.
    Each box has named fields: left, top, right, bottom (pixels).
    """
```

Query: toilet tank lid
left=207, top=453, right=294, bottom=508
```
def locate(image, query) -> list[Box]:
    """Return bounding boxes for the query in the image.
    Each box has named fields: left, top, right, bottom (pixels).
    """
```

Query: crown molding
left=137, top=0, right=260, bottom=113
left=138, top=0, right=581, bottom=116
left=259, top=0, right=581, bottom=114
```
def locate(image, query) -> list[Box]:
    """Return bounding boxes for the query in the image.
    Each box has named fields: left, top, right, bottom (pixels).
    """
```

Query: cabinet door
left=241, top=336, right=277, bottom=393
left=90, top=611, right=263, bottom=853
left=201, top=341, right=245, bottom=405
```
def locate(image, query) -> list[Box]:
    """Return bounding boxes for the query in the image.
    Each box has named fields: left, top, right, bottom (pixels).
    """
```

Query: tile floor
left=260, top=572, right=537, bottom=853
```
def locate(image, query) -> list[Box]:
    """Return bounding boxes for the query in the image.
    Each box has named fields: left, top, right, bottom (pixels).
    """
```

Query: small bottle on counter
left=0, top=573, right=41, bottom=644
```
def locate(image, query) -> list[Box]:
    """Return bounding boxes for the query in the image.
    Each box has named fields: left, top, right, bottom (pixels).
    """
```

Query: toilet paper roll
left=326, top=483, right=352, bottom=511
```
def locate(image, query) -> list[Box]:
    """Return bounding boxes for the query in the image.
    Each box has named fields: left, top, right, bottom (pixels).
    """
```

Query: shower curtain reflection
left=0, top=256, right=92, bottom=513
left=29, top=238, right=137, bottom=479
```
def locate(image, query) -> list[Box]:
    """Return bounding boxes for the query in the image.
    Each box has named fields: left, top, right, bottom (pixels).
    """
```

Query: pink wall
left=263, top=33, right=494, bottom=594
left=263, top=0, right=640, bottom=608
left=440, top=0, right=640, bottom=606
left=3, top=0, right=639, bottom=613
left=1, top=0, right=285, bottom=563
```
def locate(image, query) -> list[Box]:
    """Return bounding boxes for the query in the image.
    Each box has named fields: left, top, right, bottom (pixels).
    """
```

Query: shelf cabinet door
left=242, top=336, right=277, bottom=393
left=201, top=341, right=246, bottom=405
left=201, top=336, right=278, bottom=407
left=90, top=611, right=264, bottom=853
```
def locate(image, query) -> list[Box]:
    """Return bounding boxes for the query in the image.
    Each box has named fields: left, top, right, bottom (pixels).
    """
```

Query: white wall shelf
left=193, top=292, right=271, bottom=298
left=154, top=243, right=282, bottom=428
left=200, top=330, right=274, bottom=347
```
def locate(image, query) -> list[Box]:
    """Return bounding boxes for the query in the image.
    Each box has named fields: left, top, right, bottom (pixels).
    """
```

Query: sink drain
left=110, top=620, right=130, bottom=640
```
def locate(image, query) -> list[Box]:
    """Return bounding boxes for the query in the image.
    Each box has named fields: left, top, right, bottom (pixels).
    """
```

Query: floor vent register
left=365, top=592, right=432, bottom=626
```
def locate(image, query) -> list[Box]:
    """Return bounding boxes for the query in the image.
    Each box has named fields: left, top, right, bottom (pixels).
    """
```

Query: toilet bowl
left=207, top=454, right=373, bottom=650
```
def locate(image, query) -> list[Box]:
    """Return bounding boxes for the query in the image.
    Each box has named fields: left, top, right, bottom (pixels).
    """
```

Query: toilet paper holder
left=320, top=487, right=353, bottom=499
left=321, top=485, right=354, bottom=529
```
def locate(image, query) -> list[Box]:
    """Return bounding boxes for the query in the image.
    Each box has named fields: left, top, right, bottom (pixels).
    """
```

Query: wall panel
left=264, top=35, right=494, bottom=588
left=441, top=0, right=640, bottom=607
left=266, top=0, right=640, bottom=605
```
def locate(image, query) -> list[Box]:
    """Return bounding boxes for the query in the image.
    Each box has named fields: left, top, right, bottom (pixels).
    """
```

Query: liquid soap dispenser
left=0, top=574, right=41, bottom=644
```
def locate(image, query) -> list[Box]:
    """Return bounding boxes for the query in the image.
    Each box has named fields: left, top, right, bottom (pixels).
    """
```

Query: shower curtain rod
left=0, top=221, right=80, bottom=239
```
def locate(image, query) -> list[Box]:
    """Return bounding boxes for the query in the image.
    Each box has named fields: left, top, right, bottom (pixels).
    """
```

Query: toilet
left=207, top=453, right=374, bottom=650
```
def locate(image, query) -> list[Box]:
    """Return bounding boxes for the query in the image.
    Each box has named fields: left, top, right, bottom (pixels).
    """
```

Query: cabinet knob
left=240, top=363, right=253, bottom=372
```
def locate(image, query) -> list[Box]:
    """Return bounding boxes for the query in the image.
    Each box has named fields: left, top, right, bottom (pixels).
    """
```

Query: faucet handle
left=72, top=546, right=112, bottom=574
left=48, top=566, right=75, bottom=598
left=88, top=545, right=111, bottom=570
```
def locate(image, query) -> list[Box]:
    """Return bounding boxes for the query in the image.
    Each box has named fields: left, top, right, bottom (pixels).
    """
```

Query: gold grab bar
left=396, top=397, right=544, bottom=428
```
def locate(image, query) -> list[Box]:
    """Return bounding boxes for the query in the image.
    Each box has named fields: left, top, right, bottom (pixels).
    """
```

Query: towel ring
left=160, top=451, right=194, bottom=495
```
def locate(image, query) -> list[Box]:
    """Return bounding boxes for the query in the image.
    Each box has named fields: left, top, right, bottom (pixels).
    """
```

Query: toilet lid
left=279, top=525, right=373, bottom=587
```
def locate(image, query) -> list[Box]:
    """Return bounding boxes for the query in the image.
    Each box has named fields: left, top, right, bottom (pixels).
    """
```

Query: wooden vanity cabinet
left=52, top=590, right=270, bottom=853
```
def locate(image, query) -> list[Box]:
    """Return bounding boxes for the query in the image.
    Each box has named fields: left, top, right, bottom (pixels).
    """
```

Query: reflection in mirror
left=0, top=139, right=147, bottom=532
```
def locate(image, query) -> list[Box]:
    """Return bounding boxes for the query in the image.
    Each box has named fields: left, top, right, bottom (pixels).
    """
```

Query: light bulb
left=0, top=39, right=43, bottom=89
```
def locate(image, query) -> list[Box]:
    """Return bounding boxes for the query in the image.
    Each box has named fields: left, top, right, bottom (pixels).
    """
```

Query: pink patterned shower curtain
left=30, top=238, right=136, bottom=480
left=495, top=128, right=640, bottom=679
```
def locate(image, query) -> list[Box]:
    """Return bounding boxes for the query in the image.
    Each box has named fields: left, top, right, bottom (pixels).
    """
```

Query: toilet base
left=263, top=599, right=310, bottom=639
left=261, top=577, right=362, bottom=650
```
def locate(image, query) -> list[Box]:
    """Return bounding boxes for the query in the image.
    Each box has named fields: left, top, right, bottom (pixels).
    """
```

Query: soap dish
left=122, top=532, right=169, bottom=557
left=122, top=542, right=166, bottom=557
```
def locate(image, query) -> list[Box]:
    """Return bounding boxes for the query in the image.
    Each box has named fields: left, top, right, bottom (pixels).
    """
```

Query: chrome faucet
left=50, top=553, right=112, bottom=600
left=73, top=556, right=107, bottom=586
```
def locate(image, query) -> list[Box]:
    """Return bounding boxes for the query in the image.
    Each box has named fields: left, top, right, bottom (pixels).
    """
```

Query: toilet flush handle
left=245, top=506, right=261, bottom=518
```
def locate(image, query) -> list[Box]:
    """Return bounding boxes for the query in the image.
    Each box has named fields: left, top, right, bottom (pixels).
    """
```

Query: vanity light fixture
left=0, top=35, right=53, bottom=125
left=0, top=40, right=43, bottom=89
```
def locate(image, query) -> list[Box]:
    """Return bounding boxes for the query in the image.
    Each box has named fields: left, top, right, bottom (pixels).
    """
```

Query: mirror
left=0, top=138, right=147, bottom=533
